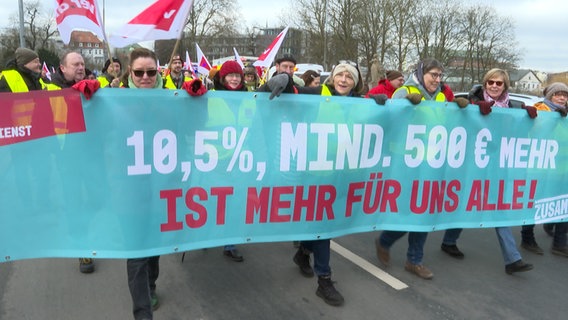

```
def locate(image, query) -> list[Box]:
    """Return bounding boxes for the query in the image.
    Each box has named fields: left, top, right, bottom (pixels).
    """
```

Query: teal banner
left=1, top=89, right=567, bottom=261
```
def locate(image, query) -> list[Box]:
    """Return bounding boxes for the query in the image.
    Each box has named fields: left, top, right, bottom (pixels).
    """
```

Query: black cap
left=102, top=57, right=121, bottom=73
left=275, top=54, right=296, bottom=65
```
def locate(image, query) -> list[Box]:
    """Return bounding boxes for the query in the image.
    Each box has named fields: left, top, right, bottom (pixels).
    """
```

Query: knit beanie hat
left=15, top=47, right=39, bottom=68
left=386, top=70, right=403, bottom=81
left=219, top=60, right=243, bottom=79
left=544, top=82, right=568, bottom=101
left=102, top=57, right=122, bottom=73
left=332, top=63, right=359, bottom=87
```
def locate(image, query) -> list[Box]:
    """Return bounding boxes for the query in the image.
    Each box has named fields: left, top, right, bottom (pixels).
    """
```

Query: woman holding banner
left=441, top=68, right=534, bottom=275
left=122, top=47, right=205, bottom=320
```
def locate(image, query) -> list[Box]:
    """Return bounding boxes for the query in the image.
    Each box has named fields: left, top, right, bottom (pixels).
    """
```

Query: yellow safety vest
left=1, top=70, right=32, bottom=92
left=164, top=74, right=192, bottom=90
left=395, top=85, right=446, bottom=102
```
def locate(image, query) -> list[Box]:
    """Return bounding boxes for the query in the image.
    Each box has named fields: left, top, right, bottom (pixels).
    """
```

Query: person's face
left=171, top=60, right=183, bottom=73
left=333, top=71, right=355, bottom=96
left=423, top=68, right=442, bottom=94
left=224, top=73, right=242, bottom=89
left=244, top=74, right=255, bottom=82
left=108, top=61, right=121, bottom=77
left=391, top=76, right=405, bottom=89
left=24, top=58, right=41, bottom=74
left=551, top=91, right=568, bottom=106
left=276, top=61, right=295, bottom=75
left=309, top=76, right=321, bottom=87
left=485, top=76, right=506, bottom=100
left=61, top=53, right=85, bottom=83
left=130, top=57, right=158, bottom=88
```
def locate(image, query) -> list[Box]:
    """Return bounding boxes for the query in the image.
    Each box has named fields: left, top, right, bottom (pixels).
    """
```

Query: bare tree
left=291, top=0, right=328, bottom=67
left=384, top=0, right=417, bottom=72
left=355, top=0, right=390, bottom=84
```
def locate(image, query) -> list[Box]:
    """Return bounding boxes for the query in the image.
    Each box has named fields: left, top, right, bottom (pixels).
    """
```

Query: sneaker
left=293, top=247, right=314, bottom=277
left=223, top=248, right=244, bottom=262
left=404, top=261, right=433, bottom=279
left=441, top=243, right=465, bottom=259
left=79, top=258, right=95, bottom=273
left=316, top=276, right=344, bottom=306
left=505, top=259, right=533, bottom=275
left=150, top=291, right=159, bottom=311
left=521, top=241, right=544, bottom=255
left=375, top=239, right=390, bottom=267
left=551, top=246, right=568, bottom=257
left=543, top=224, right=554, bottom=237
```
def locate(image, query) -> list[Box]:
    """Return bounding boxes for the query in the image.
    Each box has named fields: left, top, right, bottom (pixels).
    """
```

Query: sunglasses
left=132, top=69, right=158, bottom=77
left=338, top=60, right=358, bottom=68
left=486, top=80, right=504, bottom=87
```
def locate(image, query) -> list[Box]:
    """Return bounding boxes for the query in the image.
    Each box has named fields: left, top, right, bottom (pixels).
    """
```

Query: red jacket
left=365, top=78, right=395, bottom=98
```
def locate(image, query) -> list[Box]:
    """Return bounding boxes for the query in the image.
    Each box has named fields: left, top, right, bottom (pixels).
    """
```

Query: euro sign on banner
left=1, top=90, right=568, bottom=262
left=55, top=0, right=105, bottom=44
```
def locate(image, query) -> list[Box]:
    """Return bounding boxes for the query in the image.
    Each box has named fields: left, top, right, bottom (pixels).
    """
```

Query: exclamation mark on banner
left=527, top=180, right=537, bottom=208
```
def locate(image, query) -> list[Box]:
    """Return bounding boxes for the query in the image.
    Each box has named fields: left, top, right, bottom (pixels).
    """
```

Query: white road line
left=330, top=240, right=409, bottom=290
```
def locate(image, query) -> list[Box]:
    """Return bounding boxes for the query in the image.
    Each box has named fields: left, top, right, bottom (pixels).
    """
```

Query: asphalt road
left=1, top=226, right=566, bottom=320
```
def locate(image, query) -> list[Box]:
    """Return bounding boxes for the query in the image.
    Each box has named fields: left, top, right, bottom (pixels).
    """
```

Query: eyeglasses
left=486, top=80, right=504, bottom=87
left=427, top=72, right=444, bottom=80
left=554, top=92, right=568, bottom=98
left=132, top=69, right=158, bottom=77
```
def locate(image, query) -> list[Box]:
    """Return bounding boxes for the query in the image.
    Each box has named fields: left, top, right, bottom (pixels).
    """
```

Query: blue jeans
left=127, top=256, right=160, bottom=320
left=442, top=228, right=463, bottom=245
left=443, top=228, right=521, bottom=265
left=300, top=239, right=331, bottom=276
left=379, top=231, right=428, bottom=265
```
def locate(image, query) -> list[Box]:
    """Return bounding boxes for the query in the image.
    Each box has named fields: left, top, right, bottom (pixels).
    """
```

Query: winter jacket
left=365, top=79, right=396, bottom=98
left=0, top=60, right=43, bottom=92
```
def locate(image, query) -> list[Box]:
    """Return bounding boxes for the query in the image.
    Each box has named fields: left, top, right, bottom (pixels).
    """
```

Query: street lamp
left=18, top=0, right=25, bottom=47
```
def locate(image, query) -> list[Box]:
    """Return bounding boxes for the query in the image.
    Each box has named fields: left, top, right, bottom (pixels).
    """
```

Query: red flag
left=253, top=26, right=289, bottom=69
left=108, top=0, right=193, bottom=48
left=54, top=0, right=105, bottom=44
left=185, top=50, right=198, bottom=78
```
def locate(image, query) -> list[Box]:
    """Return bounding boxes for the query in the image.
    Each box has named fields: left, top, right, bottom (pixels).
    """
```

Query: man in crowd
left=164, top=54, right=191, bottom=89
left=0, top=47, right=42, bottom=92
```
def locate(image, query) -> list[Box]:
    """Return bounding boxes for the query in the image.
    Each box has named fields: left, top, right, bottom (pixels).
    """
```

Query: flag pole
left=167, top=0, right=194, bottom=74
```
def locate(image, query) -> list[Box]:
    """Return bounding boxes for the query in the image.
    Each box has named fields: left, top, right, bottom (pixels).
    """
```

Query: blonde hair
left=483, top=68, right=510, bottom=92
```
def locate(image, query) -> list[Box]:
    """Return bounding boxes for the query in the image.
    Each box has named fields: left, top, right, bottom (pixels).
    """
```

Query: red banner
left=0, top=89, right=86, bottom=146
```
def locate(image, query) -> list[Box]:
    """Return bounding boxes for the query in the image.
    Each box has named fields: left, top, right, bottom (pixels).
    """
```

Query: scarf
left=483, top=90, right=510, bottom=108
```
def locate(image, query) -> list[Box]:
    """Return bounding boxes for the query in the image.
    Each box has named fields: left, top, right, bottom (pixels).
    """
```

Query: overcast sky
left=1, top=0, right=567, bottom=72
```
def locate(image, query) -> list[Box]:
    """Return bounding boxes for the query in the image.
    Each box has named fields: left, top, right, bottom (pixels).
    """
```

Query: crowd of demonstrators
left=5, top=43, right=568, bottom=317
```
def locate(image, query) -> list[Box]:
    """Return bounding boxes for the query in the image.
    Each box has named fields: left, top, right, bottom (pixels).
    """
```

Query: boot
left=316, top=276, right=344, bottom=306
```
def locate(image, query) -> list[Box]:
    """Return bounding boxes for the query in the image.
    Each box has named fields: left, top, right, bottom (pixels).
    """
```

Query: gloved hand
left=370, top=94, right=388, bottom=105
left=267, top=73, right=289, bottom=100
left=182, top=79, right=207, bottom=97
left=454, top=97, right=469, bottom=108
left=557, top=107, right=568, bottom=117
left=474, top=100, right=495, bottom=115
left=406, top=93, right=423, bottom=105
left=523, top=105, right=538, bottom=119
left=71, top=79, right=100, bottom=100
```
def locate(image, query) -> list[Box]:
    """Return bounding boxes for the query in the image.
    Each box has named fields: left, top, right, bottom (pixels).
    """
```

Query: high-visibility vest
left=1, top=69, right=32, bottom=92
left=395, top=85, right=446, bottom=101
left=164, top=74, right=192, bottom=90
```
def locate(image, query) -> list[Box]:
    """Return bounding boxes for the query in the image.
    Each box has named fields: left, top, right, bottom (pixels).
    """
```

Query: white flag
left=253, top=26, right=289, bottom=69
left=233, top=47, right=245, bottom=69
left=109, top=0, right=193, bottom=48
left=54, top=0, right=105, bottom=44
left=196, top=43, right=212, bottom=76
left=42, top=62, right=51, bottom=81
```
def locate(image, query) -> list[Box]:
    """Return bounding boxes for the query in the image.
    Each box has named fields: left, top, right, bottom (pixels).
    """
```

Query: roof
left=70, top=31, right=103, bottom=44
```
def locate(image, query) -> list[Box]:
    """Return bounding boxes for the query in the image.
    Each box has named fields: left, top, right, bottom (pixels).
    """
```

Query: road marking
left=330, top=240, right=408, bottom=290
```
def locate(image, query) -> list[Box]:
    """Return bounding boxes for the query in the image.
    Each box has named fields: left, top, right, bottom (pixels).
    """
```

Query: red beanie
left=219, top=60, right=243, bottom=79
